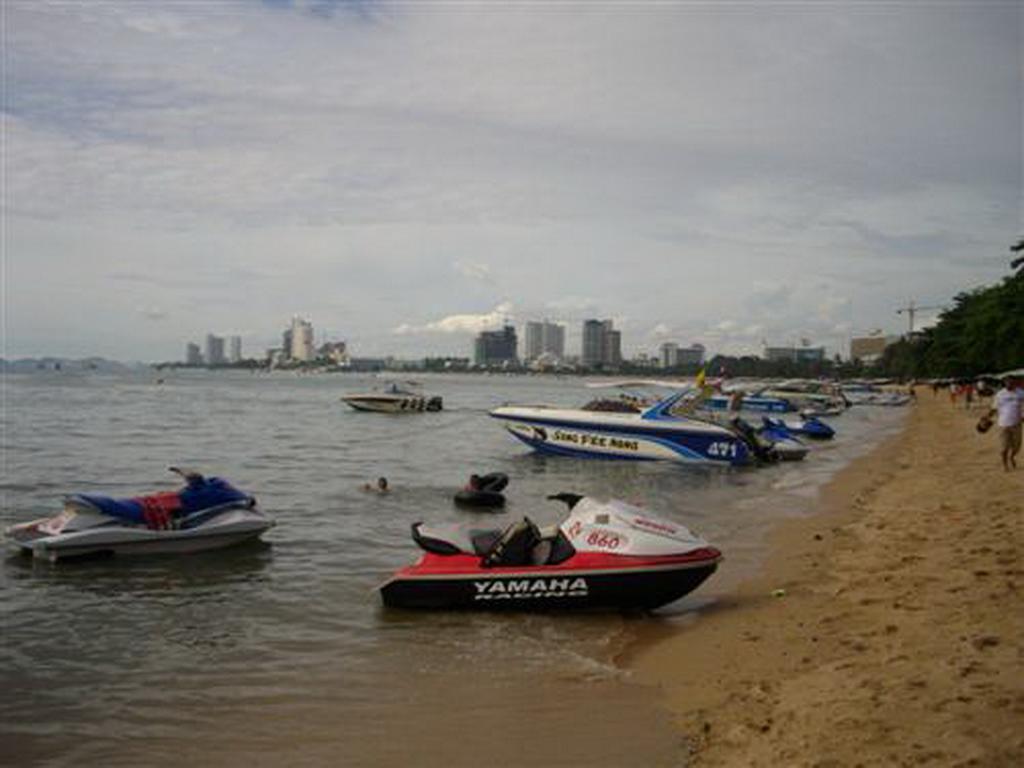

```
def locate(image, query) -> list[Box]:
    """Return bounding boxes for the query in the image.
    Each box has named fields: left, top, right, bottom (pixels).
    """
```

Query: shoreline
left=627, top=394, right=1022, bottom=766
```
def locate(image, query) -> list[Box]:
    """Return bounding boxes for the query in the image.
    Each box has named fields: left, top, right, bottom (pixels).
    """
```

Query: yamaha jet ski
left=5, top=468, right=274, bottom=562
left=379, top=494, right=721, bottom=612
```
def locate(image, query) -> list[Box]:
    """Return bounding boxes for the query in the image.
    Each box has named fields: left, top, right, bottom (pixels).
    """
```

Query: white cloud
left=136, top=306, right=168, bottom=321
left=453, top=260, right=491, bottom=280
left=393, top=302, right=514, bottom=336
left=3, top=3, right=1017, bottom=360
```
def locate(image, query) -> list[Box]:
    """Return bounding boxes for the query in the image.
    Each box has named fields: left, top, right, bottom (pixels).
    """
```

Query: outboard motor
left=729, top=417, right=777, bottom=463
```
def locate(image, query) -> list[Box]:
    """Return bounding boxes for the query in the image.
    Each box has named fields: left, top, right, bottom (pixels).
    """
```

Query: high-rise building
left=677, top=343, right=705, bottom=366
left=581, top=320, right=604, bottom=368
left=850, top=335, right=897, bottom=362
left=582, top=319, right=621, bottom=369
left=289, top=316, right=314, bottom=361
left=524, top=321, right=566, bottom=362
left=474, top=325, right=518, bottom=367
left=660, top=342, right=679, bottom=368
left=602, top=327, right=622, bottom=367
left=229, top=336, right=242, bottom=363
left=185, top=342, right=203, bottom=366
left=205, top=334, right=226, bottom=365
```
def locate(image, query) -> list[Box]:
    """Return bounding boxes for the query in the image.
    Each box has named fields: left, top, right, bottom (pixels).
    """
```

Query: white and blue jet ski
left=5, top=468, right=274, bottom=562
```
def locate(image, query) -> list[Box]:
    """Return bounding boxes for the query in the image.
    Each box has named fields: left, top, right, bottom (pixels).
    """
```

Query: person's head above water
left=377, top=477, right=388, bottom=491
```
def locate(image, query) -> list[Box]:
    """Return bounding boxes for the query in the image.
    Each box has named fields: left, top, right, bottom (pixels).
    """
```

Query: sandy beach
left=632, top=393, right=1023, bottom=766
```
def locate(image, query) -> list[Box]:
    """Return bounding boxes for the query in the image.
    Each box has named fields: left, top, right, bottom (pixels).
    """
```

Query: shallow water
left=0, top=371, right=904, bottom=766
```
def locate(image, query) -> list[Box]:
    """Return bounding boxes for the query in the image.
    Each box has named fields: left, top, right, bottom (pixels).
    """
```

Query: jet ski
left=755, top=419, right=809, bottom=461
left=763, top=414, right=835, bottom=440
left=5, top=468, right=274, bottom=562
left=379, top=494, right=721, bottom=612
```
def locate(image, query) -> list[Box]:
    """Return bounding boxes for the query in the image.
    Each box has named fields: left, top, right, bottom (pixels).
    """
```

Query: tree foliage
left=875, top=267, right=1023, bottom=378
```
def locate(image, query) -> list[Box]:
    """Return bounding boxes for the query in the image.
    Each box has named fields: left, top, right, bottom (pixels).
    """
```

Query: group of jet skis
left=4, top=389, right=839, bottom=614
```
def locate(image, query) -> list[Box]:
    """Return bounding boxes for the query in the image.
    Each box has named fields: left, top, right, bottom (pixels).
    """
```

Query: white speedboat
left=5, top=469, right=274, bottom=562
left=490, top=388, right=775, bottom=465
left=840, top=383, right=911, bottom=406
left=342, top=383, right=442, bottom=413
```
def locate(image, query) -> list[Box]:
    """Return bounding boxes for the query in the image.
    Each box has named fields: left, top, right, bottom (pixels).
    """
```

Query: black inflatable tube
left=453, top=490, right=506, bottom=509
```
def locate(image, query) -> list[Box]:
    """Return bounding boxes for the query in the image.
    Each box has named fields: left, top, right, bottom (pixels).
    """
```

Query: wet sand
left=630, top=394, right=1023, bottom=766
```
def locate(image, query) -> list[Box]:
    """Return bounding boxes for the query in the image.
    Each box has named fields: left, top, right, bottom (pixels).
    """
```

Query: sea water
left=0, top=371, right=905, bottom=766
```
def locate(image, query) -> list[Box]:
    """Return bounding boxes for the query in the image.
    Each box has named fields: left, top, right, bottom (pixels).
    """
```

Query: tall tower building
left=525, top=322, right=544, bottom=362
left=289, top=316, right=314, bottom=361
left=602, top=327, right=622, bottom=367
left=660, top=342, right=679, bottom=368
left=474, top=326, right=518, bottom=367
left=582, top=319, right=620, bottom=368
left=581, top=320, right=604, bottom=368
left=185, top=342, right=202, bottom=366
left=229, top=336, right=242, bottom=363
left=524, top=321, right=566, bottom=362
left=205, top=334, right=226, bottom=365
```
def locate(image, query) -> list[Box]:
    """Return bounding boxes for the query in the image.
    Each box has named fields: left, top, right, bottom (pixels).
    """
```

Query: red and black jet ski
left=379, top=493, right=721, bottom=611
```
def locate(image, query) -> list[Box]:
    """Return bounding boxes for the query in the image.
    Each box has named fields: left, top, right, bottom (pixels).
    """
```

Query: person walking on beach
left=988, top=376, right=1023, bottom=471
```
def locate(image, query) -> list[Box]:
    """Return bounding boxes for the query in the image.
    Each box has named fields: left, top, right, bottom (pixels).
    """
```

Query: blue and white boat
left=490, top=389, right=770, bottom=466
left=702, top=393, right=796, bottom=413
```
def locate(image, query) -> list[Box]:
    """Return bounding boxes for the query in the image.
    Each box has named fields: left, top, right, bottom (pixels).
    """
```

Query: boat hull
left=491, top=410, right=751, bottom=465
left=380, top=557, right=720, bottom=612
left=343, top=395, right=442, bottom=413
left=704, top=396, right=795, bottom=413
left=7, top=509, right=274, bottom=562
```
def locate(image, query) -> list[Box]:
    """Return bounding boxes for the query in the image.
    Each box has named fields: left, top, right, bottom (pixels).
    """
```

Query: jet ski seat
left=66, top=477, right=252, bottom=527
left=482, top=518, right=541, bottom=568
left=411, top=522, right=502, bottom=556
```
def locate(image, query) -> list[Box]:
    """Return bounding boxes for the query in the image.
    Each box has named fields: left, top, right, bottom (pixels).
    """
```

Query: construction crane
left=895, top=301, right=945, bottom=335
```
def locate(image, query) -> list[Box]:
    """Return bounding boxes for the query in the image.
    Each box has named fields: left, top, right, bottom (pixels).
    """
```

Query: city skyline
left=4, top=4, right=1017, bottom=362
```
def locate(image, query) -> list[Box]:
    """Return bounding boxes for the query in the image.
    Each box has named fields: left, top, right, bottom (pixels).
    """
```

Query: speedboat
left=757, top=380, right=850, bottom=415
left=490, top=388, right=770, bottom=465
left=762, top=414, right=835, bottom=440
left=379, top=494, right=721, bottom=611
left=5, top=468, right=274, bottom=562
left=840, top=382, right=911, bottom=406
left=702, top=392, right=796, bottom=413
left=342, top=382, right=442, bottom=413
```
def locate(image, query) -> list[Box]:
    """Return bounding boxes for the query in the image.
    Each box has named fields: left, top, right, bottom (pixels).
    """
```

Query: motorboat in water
left=342, top=382, right=442, bottom=413
left=5, top=468, right=274, bottom=562
left=490, top=388, right=773, bottom=465
left=379, top=494, right=721, bottom=611
left=840, top=382, right=911, bottom=406
left=755, top=382, right=849, bottom=416
left=702, top=393, right=797, bottom=414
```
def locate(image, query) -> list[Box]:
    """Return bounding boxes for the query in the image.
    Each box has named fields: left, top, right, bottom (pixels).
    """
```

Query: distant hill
left=0, top=357, right=142, bottom=373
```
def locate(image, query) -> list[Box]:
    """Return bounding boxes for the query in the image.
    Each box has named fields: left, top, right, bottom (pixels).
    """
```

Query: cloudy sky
left=3, top=1, right=1020, bottom=361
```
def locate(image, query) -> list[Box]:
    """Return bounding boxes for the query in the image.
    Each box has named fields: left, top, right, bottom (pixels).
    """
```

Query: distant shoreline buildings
left=184, top=333, right=242, bottom=367
left=176, top=314, right=853, bottom=375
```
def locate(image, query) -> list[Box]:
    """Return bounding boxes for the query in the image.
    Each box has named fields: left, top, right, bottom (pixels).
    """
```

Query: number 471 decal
left=707, top=441, right=738, bottom=458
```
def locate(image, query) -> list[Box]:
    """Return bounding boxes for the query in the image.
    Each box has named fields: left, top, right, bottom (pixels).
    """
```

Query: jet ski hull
left=7, top=508, right=274, bottom=562
left=380, top=551, right=720, bottom=612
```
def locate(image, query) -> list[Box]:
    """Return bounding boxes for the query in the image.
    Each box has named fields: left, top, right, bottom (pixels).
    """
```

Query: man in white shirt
left=990, top=376, right=1023, bottom=470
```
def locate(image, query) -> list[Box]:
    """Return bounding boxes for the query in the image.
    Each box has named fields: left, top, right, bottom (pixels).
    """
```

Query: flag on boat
left=695, top=367, right=706, bottom=389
